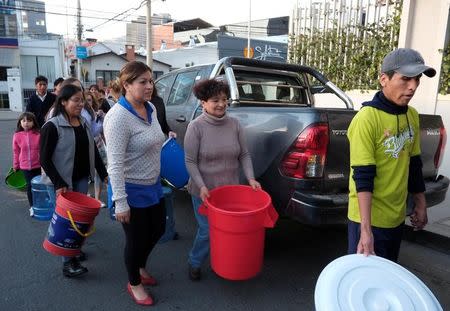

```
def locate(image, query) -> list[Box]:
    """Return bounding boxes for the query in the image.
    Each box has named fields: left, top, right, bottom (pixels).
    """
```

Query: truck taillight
left=434, top=125, right=447, bottom=169
left=280, top=123, right=329, bottom=179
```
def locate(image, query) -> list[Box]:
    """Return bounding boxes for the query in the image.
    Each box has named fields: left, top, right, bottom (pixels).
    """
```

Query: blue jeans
left=72, top=177, right=89, bottom=194
left=158, top=186, right=177, bottom=243
left=348, top=220, right=404, bottom=262
left=188, top=195, right=209, bottom=268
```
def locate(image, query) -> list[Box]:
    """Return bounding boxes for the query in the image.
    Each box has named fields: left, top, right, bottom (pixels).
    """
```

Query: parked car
left=155, top=57, right=449, bottom=225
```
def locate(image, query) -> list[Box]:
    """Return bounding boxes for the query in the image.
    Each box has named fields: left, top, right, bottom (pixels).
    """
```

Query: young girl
left=12, top=112, right=41, bottom=208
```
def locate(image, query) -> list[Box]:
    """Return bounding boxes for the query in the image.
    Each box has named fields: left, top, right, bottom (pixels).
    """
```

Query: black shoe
left=189, top=265, right=201, bottom=281
left=63, top=258, right=88, bottom=278
left=76, top=251, right=87, bottom=262
left=172, top=232, right=179, bottom=240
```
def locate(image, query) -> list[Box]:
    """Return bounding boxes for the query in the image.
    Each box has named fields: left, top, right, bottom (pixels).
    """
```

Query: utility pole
left=247, top=0, right=252, bottom=58
left=146, top=0, right=153, bottom=67
left=76, top=0, right=82, bottom=81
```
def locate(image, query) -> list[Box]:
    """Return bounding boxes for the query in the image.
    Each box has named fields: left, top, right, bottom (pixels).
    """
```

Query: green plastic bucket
left=5, top=168, right=27, bottom=191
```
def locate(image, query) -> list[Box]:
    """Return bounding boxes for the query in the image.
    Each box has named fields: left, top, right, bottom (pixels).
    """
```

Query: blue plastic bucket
left=160, top=138, right=189, bottom=188
left=107, top=181, right=115, bottom=220
left=31, top=175, right=55, bottom=221
left=43, top=191, right=101, bottom=257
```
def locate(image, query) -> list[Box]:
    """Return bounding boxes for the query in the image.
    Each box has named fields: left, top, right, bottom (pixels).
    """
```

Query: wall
left=153, top=24, right=182, bottom=51
left=82, top=53, right=171, bottom=83
left=153, top=43, right=218, bottom=70
left=19, top=38, right=65, bottom=89
left=83, top=53, right=125, bottom=82
left=398, top=0, right=450, bottom=114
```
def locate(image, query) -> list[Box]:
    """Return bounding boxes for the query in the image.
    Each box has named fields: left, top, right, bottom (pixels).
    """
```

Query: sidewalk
left=404, top=202, right=450, bottom=253
left=0, top=109, right=449, bottom=247
left=0, top=110, right=21, bottom=121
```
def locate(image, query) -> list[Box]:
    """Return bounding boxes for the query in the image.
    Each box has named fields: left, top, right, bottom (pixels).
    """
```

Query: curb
left=403, top=225, right=450, bottom=255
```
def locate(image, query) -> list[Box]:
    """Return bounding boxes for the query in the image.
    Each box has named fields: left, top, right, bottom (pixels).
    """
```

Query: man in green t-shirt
left=347, top=48, right=436, bottom=262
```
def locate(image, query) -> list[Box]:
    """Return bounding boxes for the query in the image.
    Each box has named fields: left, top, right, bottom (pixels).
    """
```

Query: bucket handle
left=263, top=204, right=279, bottom=228
left=67, top=210, right=96, bottom=237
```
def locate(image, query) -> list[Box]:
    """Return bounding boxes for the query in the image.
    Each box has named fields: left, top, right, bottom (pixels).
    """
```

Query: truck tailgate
left=322, top=109, right=357, bottom=193
left=419, top=114, right=443, bottom=179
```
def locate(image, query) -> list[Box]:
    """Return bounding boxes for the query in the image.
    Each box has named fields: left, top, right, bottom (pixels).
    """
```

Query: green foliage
left=439, top=42, right=450, bottom=95
left=289, top=1, right=402, bottom=91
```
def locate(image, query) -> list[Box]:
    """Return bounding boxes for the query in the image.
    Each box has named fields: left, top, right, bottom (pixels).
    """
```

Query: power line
left=0, top=3, right=143, bottom=24
left=18, top=0, right=144, bottom=17
left=85, top=0, right=147, bottom=31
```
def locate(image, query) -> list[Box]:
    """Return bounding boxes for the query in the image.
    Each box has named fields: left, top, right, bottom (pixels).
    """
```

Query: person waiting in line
left=85, top=91, right=108, bottom=208
left=347, top=48, right=434, bottom=262
left=40, top=84, right=108, bottom=278
left=26, top=75, right=57, bottom=128
left=104, top=61, right=166, bottom=306
left=150, top=81, right=179, bottom=241
left=184, top=78, right=261, bottom=281
left=89, top=84, right=100, bottom=99
left=98, top=89, right=111, bottom=114
left=61, top=78, right=103, bottom=138
left=52, top=77, right=65, bottom=96
left=151, top=84, right=176, bottom=139
left=12, top=112, right=41, bottom=212
left=106, top=79, right=121, bottom=106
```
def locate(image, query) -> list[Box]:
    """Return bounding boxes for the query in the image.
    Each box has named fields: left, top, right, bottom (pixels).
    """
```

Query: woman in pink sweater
left=184, top=79, right=261, bottom=281
left=12, top=112, right=41, bottom=207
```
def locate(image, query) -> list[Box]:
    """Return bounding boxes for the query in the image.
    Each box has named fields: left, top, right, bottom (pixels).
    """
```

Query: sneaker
left=63, top=258, right=88, bottom=278
left=100, top=202, right=106, bottom=208
left=188, top=265, right=201, bottom=281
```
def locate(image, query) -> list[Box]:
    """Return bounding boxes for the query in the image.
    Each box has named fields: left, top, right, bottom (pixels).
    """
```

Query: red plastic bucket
left=43, top=191, right=101, bottom=257
left=199, top=185, right=278, bottom=280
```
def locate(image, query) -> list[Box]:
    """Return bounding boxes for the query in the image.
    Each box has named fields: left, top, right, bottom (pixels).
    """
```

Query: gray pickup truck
left=155, top=57, right=449, bottom=225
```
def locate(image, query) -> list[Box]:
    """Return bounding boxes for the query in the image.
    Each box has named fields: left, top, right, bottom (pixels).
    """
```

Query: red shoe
left=140, top=274, right=157, bottom=286
left=127, top=283, right=154, bottom=306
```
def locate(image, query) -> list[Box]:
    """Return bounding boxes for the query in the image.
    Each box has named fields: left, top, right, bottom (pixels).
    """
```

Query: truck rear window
left=234, top=71, right=309, bottom=106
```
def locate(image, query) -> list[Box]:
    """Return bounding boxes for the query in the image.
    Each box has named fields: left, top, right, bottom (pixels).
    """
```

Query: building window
left=20, top=55, right=55, bottom=84
left=96, top=70, right=120, bottom=85
left=153, top=71, right=163, bottom=79
left=0, top=93, right=9, bottom=109
left=0, top=67, right=10, bottom=81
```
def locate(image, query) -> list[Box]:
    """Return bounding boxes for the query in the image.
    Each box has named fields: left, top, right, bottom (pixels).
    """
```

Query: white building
left=19, top=37, right=66, bottom=89
left=154, top=42, right=219, bottom=70
left=81, top=44, right=171, bottom=86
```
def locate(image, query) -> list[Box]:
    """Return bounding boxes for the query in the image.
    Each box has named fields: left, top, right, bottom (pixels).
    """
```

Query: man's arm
left=410, top=192, right=427, bottom=230
left=357, top=191, right=375, bottom=256
left=352, top=164, right=377, bottom=256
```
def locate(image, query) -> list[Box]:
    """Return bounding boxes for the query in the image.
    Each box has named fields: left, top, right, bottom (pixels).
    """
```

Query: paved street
left=0, top=118, right=449, bottom=310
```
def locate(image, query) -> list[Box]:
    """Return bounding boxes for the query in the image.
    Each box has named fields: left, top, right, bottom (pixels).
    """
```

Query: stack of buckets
left=199, top=185, right=279, bottom=280
left=43, top=192, right=101, bottom=257
left=30, top=175, right=56, bottom=220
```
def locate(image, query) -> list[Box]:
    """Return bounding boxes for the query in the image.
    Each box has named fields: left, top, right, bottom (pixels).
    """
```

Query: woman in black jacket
left=40, top=84, right=108, bottom=278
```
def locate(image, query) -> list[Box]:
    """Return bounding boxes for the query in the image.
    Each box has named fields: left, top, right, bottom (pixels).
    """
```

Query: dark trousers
left=22, top=168, right=41, bottom=207
left=348, top=220, right=404, bottom=262
left=122, top=200, right=166, bottom=285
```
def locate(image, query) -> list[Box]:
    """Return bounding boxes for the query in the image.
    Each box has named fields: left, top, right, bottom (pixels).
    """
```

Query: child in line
left=12, top=112, right=41, bottom=209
